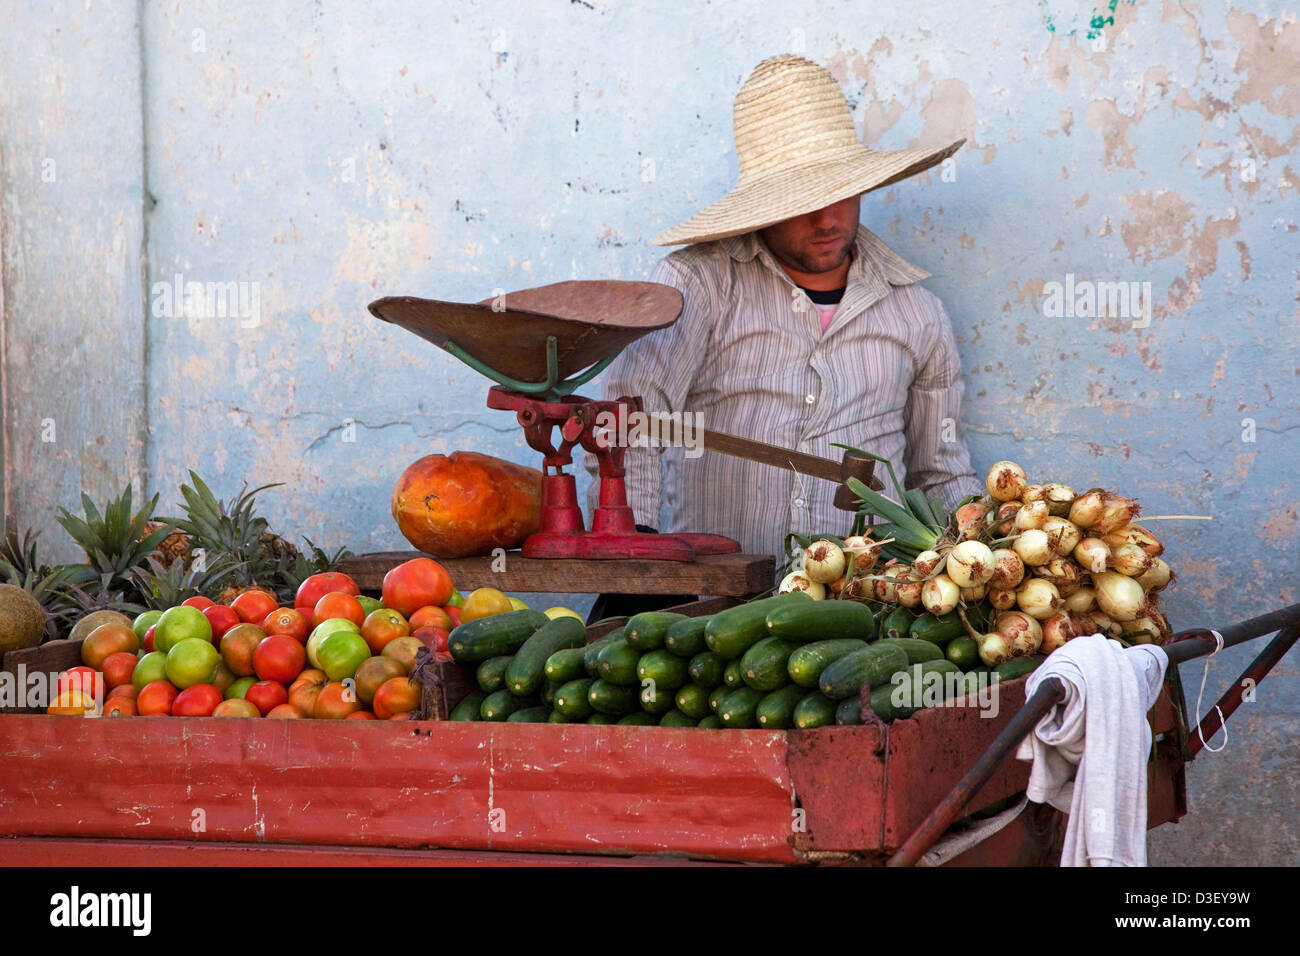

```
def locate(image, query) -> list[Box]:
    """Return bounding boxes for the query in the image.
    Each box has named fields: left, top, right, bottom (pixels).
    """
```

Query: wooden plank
left=340, top=551, right=774, bottom=597
left=1, top=639, right=84, bottom=714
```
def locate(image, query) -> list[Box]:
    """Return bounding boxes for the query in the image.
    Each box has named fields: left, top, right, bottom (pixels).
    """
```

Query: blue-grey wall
left=2, top=0, right=1296, bottom=863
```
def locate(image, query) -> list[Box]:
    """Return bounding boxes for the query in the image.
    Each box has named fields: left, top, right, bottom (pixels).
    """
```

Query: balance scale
left=368, top=280, right=880, bottom=561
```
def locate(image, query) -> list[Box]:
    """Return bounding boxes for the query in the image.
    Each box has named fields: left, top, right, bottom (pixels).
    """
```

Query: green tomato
left=446, top=588, right=465, bottom=608
left=132, top=609, right=163, bottom=643
left=316, top=631, right=371, bottom=682
left=224, top=676, right=257, bottom=700
left=355, top=595, right=383, bottom=617
left=306, top=617, right=361, bottom=669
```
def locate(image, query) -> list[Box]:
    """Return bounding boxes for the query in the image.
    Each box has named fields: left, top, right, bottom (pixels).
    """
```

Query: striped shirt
left=583, top=225, right=984, bottom=563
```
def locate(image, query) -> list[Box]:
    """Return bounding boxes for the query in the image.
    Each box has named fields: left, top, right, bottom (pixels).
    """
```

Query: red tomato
left=372, top=677, right=420, bottom=719
left=345, top=710, right=377, bottom=720
left=230, top=589, right=279, bottom=625
left=295, top=572, right=360, bottom=612
left=182, top=596, right=216, bottom=611
left=253, top=635, right=306, bottom=684
left=382, top=558, right=453, bottom=617
left=262, top=607, right=309, bottom=643
left=101, top=652, right=139, bottom=689
left=202, top=604, right=241, bottom=644
left=411, top=626, right=449, bottom=655
left=312, top=592, right=365, bottom=629
left=107, top=684, right=138, bottom=701
left=266, top=703, right=304, bottom=718
left=409, top=606, right=452, bottom=631
left=442, top=605, right=462, bottom=627
left=244, top=680, right=288, bottom=716
left=313, top=681, right=362, bottom=719
left=172, top=684, right=222, bottom=717
left=102, top=697, right=137, bottom=717
left=143, top=625, right=156, bottom=653
left=136, top=680, right=179, bottom=716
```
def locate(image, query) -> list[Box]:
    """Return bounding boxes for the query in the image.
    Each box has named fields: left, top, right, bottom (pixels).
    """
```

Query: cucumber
left=663, top=616, right=710, bottom=658
left=637, top=650, right=690, bottom=691
left=659, top=709, right=698, bottom=728
left=548, top=709, right=576, bottom=723
left=476, top=655, right=512, bottom=694
left=765, top=600, right=875, bottom=643
left=722, top=659, right=744, bottom=688
left=449, top=609, right=551, bottom=663
left=448, top=689, right=486, bottom=721
left=553, top=678, right=595, bottom=718
left=835, top=696, right=863, bottom=725
left=687, top=651, right=725, bottom=687
left=708, top=685, right=731, bottom=715
left=639, top=679, right=678, bottom=715
left=586, top=712, right=618, bottom=725
left=818, top=643, right=910, bottom=700
left=994, top=655, right=1046, bottom=681
left=541, top=679, right=562, bottom=707
left=870, top=660, right=963, bottom=720
left=717, top=687, right=764, bottom=728
left=587, top=679, right=640, bottom=715
left=787, top=639, right=870, bottom=688
left=879, top=606, right=917, bottom=641
left=698, top=714, right=724, bottom=729
left=739, top=637, right=797, bottom=691
left=792, top=691, right=837, bottom=728
left=625, top=611, right=688, bottom=651
left=583, top=629, right=624, bottom=678
left=506, top=706, right=552, bottom=723
left=505, top=616, right=588, bottom=697
left=755, top=685, right=805, bottom=729
left=674, top=683, right=712, bottom=719
left=945, top=637, right=980, bottom=670
left=595, top=638, right=641, bottom=685
left=480, top=689, right=528, bottom=721
left=705, top=592, right=813, bottom=660
left=617, top=712, right=658, bottom=726
left=544, top=646, right=588, bottom=684
left=875, top=637, right=944, bottom=665
left=908, top=610, right=966, bottom=646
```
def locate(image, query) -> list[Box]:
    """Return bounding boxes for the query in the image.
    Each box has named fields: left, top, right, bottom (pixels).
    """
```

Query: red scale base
left=486, top=386, right=739, bottom=561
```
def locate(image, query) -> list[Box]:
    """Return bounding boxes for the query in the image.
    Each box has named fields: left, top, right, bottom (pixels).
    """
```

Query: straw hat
left=652, top=55, right=964, bottom=246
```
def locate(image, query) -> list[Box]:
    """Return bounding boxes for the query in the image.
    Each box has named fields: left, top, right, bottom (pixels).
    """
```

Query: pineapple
left=129, top=554, right=243, bottom=612
left=162, top=472, right=300, bottom=604
left=141, top=522, right=191, bottom=568
left=56, top=485, right=174, bottom=603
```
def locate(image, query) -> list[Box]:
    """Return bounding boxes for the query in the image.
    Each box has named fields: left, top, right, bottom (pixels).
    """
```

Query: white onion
left=1121, top=616, right=1163, bottom=645
left=1092, top=493, right=1140, bottom=534
left=959, top=582, right=987, bottom=602
left=1064, top=585, right=1097, bottom=613
left=1021, top=484, right=1046, bottom=504
left=1016, top=578, right=1064, bottom=619
left=921, top=574, right=960, bottom=616
left=894, top=571, right=923, bottom=608
left=1068, top=489, right=1105, bottom=529
left=1014, top=499, right=1049, bottom=531
left=988, top=587, right=1017, bottom=610
left=991, top=502, right=1020, bottom=535
left=1103, top=525, right=1164, bottom=558
left=1041, top=612, right=1079, bottom=654
left=779, top=571, right=825, bottom=600
left=802, top=540, right=846, bottom=584
left=989, top=549, right=1026, bottom=589
left=1135, top=558, right=1172, bottom=592
left=1112, top=543, right=1154, bottom=577
left=1092, top=571, right=1144, bottom=622
left=1073, top=537, right=1111, bottom=573
left=946, top=540, right=995, bottom=587
left=1042, top=483, right=1076, bottom=517
left=912, top=549, right=943, bottom=577
left=954, top=502, right=986, bottom=540
left=986, top=461, right=1028, bottom=502
left=1041, top=516, right=1082, bottom=556
left=1013, top=528, right=1053, bottom=566
left=978, top=632, right=1013, bottom=666
left=997, top=611, right=1043, bottom=657
left=873, top=565, right=901, bottom=603
left=1034, top=557, right=1085, bottom=596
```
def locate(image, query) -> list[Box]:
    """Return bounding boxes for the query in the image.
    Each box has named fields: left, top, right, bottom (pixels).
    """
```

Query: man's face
left=758, top=194, right=861, bottom=277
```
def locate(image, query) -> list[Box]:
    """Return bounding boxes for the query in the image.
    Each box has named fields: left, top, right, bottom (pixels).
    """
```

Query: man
left=586, top=54, right=984, bottom=620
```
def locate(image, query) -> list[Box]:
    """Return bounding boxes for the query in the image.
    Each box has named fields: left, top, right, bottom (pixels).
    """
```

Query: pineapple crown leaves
left=55, top=484, right=174, bottom=579
left=129, top=553, right=246, bottom=611
left=160, top=471, right=284, bottom=556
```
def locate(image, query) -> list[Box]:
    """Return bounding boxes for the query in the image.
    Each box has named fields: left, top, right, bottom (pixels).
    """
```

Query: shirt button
left=794, top=498, right=806, bottom=509
left=804, top=394, right=816, bottom=405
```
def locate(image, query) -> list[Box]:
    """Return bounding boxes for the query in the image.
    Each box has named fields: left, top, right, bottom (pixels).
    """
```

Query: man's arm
left=583, top=254, right=714, bottom=526
left=902, top=293, right=985, bottom=512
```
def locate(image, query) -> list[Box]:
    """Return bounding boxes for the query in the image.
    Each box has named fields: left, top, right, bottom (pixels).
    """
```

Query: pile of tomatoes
left=50, top=557, right=465, bottom=721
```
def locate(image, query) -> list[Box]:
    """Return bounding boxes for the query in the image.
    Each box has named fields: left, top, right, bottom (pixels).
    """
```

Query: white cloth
left=1014, top=634, right=1169, bottom=867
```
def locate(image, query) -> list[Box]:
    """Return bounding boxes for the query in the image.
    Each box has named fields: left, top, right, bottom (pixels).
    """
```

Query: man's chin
left=798, top=243, right=851, bottom=274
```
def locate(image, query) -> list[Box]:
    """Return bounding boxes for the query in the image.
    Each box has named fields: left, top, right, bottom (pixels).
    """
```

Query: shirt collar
left=720, top=226, right=931, bottom=288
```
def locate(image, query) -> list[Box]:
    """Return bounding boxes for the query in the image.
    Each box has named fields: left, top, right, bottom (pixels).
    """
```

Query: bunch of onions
left=779, top=571, right=825, bottom=600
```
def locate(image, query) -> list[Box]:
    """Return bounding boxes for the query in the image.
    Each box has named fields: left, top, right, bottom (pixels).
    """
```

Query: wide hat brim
left=652, top=139, right=964, bottom=246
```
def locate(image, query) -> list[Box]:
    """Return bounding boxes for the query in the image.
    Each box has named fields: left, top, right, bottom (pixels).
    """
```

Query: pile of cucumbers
left=444, top=597, right=1044, bottom=728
